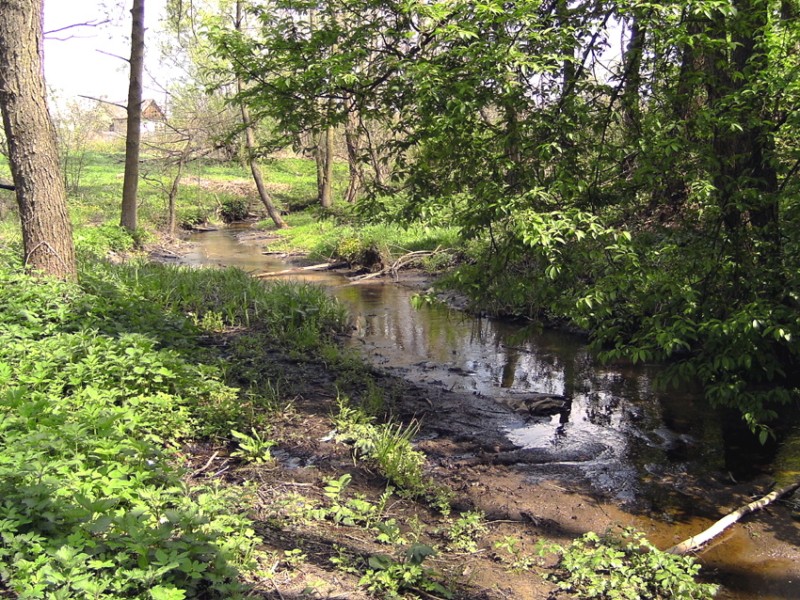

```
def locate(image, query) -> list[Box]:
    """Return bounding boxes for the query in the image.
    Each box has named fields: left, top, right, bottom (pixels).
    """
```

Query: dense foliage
left=213, top=0, right=800, bottom=430
left=0, top=242, right=348, bottom=598
left=545, top=528, right=719, bottom=599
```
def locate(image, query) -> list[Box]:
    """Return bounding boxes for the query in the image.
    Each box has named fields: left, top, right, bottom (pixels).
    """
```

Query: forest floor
left=157, top=229, right=800, bottom=600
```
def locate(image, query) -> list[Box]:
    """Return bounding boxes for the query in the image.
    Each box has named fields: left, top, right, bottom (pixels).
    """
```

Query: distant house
left=104, top=99, right=166, bottom=135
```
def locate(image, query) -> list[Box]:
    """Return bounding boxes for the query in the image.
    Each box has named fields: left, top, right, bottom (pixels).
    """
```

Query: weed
left=282, top=549, right=307, bottom=569
left=359, top=543, right=452, bottom=600
left=231, top=428, right=277, bottom=464
left=333, top=398, right=453, bottom=513
left=375, top=519, right=408, bottom=546
left=307, top=474, right=387, bottom=528
left=445, top=511, right=487, bottom=553
left=329, top=545, right=366, bottom=575
left=493, top=536, right=537, bottom=573
left=542, top=527, right=719, bottom=600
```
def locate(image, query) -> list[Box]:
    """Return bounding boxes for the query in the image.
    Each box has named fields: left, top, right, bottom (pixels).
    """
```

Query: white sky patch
left=43, top=0, right=170, bottom=105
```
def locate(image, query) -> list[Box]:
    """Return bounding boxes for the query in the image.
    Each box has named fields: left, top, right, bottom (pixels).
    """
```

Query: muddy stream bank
left=172, top=226, right=800, bottom=599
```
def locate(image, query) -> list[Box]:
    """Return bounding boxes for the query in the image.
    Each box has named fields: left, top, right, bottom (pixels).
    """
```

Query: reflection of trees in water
left=338, top=276, right=736, bottom=478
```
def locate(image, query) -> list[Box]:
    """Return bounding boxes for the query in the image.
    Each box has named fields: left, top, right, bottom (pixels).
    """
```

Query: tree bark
left=235, top=0, right=287, bottom=229
left=120, top=0, right=145, bottom=233
left=0, top=0, right=76, bottom=280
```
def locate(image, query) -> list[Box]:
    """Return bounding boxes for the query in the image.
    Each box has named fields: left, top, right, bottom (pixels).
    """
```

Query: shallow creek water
left=179, top=227, right=799, bottom=599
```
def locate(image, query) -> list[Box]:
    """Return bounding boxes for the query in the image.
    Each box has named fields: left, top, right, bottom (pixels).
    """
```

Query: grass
left=262, top=210, right=461, bottom=268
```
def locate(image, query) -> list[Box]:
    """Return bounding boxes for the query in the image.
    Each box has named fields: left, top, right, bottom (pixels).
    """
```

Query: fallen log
left=254, top=261, right=348, bottom=278
left=667, top=480, right=800, bottom=555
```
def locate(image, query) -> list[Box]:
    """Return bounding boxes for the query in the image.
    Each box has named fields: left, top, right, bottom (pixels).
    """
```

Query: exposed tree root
left=667, top=480, right=800, bottom=555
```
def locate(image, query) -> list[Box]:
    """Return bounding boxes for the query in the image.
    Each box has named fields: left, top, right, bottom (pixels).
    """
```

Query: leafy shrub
left=445, top=511, right=487, bottom=553
left=359, top=543, right=451, bottom=600
left=0, top=375, right=261, bottom=598
left=544, top=528, right=718, bottom=599
left=219, top=197, right=250, bottom=223
left=179, top=206, right=210, bottom=228
left=0, top=262, right=280, bottom=597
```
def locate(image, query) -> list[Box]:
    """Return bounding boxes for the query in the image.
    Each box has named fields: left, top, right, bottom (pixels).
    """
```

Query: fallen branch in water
left=351, top=247, right=448, bottom=282
left=255, top=261, right=349, bottom=278
left=667, top=480, right=800, bottom=555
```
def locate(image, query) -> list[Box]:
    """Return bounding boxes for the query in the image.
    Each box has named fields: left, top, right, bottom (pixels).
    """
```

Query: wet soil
left=157, top=229, right=800, bottom=599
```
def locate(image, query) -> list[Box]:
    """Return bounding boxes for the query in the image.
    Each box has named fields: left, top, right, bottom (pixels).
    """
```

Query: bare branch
left=96, top=49, right=129, bottom=63
left=78, top=95, right=127, bottom=111
left=44, top=19, right=110, bottom=38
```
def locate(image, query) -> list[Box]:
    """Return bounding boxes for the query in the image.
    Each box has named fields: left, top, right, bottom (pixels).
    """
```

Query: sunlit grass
left=263, top=212, right=461, bottom=264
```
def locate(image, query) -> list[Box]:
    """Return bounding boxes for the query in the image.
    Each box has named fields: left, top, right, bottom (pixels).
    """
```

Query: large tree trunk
left=235, top=0, right=287, bottom=229
left=0, top=0, right=76, bottom=280
left=120, top=0, right=145, bottom=233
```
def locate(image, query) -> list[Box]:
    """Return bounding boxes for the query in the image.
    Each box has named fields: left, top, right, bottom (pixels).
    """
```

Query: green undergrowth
left=261, top=210, right=460, bottom=270
left=333, top=398, right=453, bottom=514
left=541, top=528, right=718, bottom=600
left=0, top=247, right=349, bottom=598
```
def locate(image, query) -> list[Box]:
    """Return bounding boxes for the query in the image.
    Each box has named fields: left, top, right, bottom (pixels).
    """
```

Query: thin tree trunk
left=0, top=0, right=76, bottom=280
left=314, top=129, right=325, bottom=200
left=166, top=150, right=188, bottom=237
left=320, top=124, right=334, bottom=208
left=344, top=101, right=362, bottom=203
left=621, top=15, right=645, bottom=135
left=235, top=0, right=287, bottom=229
left=360, top=117, right=386, bottom=189
left=121, top=0, right=145, bottom=233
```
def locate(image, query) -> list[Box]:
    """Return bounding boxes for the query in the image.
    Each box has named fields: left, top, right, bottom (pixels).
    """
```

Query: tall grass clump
left=80, top=261, right=348, bottom=349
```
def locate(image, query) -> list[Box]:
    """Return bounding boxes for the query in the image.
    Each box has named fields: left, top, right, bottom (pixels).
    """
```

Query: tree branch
left=78, top=95, right=127, bottom=111
left=44, top=19, right=110, bottom=38
left=667, top=480, right=800, bottom=555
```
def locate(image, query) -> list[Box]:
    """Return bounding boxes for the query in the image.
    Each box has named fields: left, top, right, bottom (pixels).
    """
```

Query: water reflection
left=181, top=227, right=796, bottom=600
left=180, top=229, right=760, bottom=499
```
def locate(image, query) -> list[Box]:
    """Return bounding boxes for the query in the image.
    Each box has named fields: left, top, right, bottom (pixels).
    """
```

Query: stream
left=178, top=226, right=799, bottom=599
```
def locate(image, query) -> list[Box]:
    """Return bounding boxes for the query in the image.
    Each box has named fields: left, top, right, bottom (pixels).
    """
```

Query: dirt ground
left=152, top=230, right=800, bottom=600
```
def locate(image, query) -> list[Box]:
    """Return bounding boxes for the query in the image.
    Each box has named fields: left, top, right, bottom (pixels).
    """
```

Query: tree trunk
left=235, top=0, right=287, bottom=229
left=667, top=480, right=800, bottom=555
left=166, top=150, right=188, bottom=237
left=120, top=0, right=145, bottom=233
left=344, top=101, right=362, bottom=203
left=320, top=124, right=334, bottom=208
left=706, top=0, right=779, bottom=268
left=0, top=0, right=76, bottom=280
left=314, top=129, right=325, bottom=200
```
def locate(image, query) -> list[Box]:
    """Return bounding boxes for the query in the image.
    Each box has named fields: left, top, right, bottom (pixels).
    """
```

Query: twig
left=270, top=579, right=286, bottom=600
left=191, top=451, right=219, bottom=477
